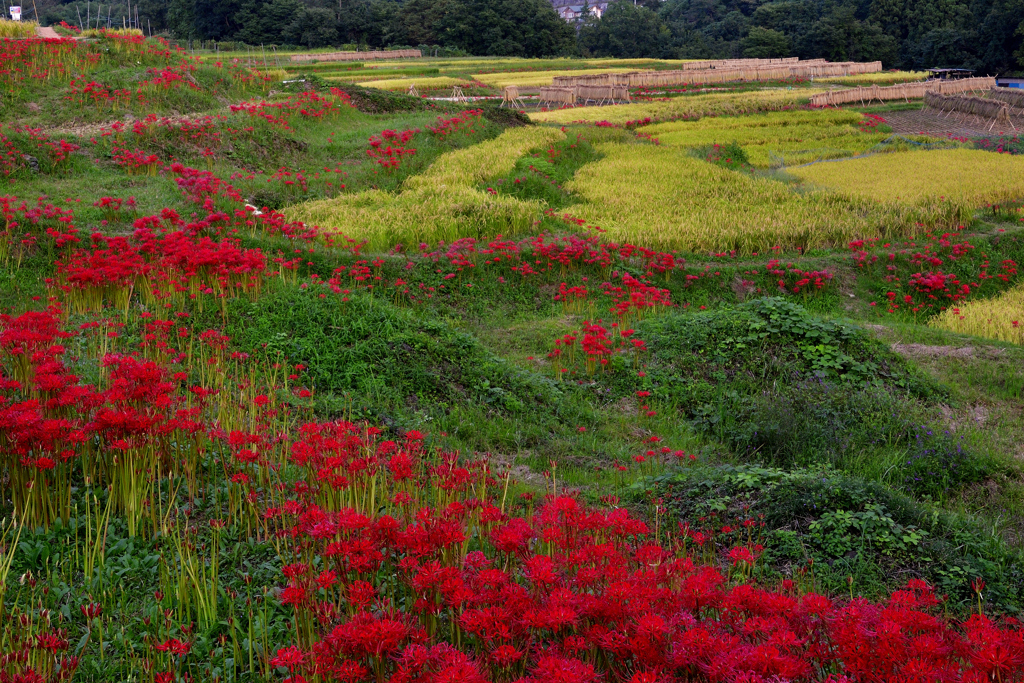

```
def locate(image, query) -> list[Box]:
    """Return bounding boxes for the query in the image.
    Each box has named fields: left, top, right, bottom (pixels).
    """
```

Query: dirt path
left=35, top=26, right=61, bottom=38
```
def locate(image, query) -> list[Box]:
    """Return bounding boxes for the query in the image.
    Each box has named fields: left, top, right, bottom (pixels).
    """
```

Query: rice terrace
left=3, top=9, right=1024, bottom=683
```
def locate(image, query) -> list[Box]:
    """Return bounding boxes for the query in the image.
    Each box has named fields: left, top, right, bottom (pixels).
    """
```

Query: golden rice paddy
left=356, top=76, right=475, bottom=91
left=286, top=127, right=565, bottom=249
left=529, top=88, right=829, bottom=124
left=818, top=71, right=929, bottom=86
left=930, top=283, right=1024, bottom=345
left=788, top=149, right=1024, bottom=206
left=560, top=142, right=968, bottom=251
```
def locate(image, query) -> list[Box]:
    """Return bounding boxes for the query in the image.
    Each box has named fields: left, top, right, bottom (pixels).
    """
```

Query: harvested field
left=883, top=107, right=1023, bottom=137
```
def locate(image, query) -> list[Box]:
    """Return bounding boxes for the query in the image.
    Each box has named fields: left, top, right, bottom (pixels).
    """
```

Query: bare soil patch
left=891, top=343, right=976, bottom=358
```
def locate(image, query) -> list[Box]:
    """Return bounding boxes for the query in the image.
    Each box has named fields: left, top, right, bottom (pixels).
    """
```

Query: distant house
left=996, top=77, right=1024, bottom=89
left=556, top=5, right=582, bottom=19
left=551, top=0, right=608, bottom=22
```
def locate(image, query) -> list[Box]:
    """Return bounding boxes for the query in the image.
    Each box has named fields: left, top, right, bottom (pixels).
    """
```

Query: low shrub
left=644, top=463, right=1024, bottom=613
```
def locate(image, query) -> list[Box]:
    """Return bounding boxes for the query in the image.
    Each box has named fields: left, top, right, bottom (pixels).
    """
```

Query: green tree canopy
left=149, top=0, right=1023, bottom=73
left=284, top=6, right=340, bottom=47
left=579, top=1, right=674, bottom=58
left=741, top=26, right=791, bottom=57
left=399, top=0, right=576, bottom=56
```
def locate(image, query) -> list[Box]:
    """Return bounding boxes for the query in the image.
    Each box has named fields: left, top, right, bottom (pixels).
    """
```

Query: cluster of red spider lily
left=3, top=186, right=1024, bottom=683
left=228, top=89, right=355, bottom=130
left=65, top=62, right=203, bottom=112
left=122, top=113, right=224, bottom=146
left=2, top=33, right=275, bottom=118
left=91, top=196, right=137, bottom=224
left=257, top=427, right=1023, bottom=683
left=0, top=585, right=81, bottom=683
left=426, top=110, right=483, bottom=140
left=367, top=129, right=418, bottom=171
left=84, top=90, right=353, bottom=174
left=762, top=260, right=835, bottom=294
left=0, top=126, right=80, bottom=177
left=365, top=111, right=487, bottom=171
left=110, top=146, right=161, bottom=176
left=167, top=163, right=249, bottom=214
left=418, top=233, right=680, bottom=307
left=0, top=184, right=862, bottom=327
left=4, top=356, right=1024, bottom=683
left=52, top=221, right=268, bottom=313
left=522, top=163, right=564, bottom=191
left=847, top=233, right=1019, bottom=314
left=0, top=298, right=313, bottom=532
left=0, top=37, right=101, bottom=91
left=547, top=321, right=648, bottom=377
left=857, top=113, right=887, bottom=133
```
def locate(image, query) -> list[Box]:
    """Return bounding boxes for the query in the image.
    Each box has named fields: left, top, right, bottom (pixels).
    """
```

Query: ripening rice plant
left=0, top=19, right=38, bottom=37
left=80, top=27, right=144, bottom=38
left=930, top=282, right=1024, bottom=345
left=530, top=87, right=829, bottom=125
left=819, top=70, right=929, bottom=86
left=371, top=58, right=511, bottom=70
left=562, top=142, right=961, bottom=251
left=406, top=126, right=565, bottom=188
left=644, top=109, right=914, bottom=167
left=472, top=67, right=639, bottom=88
left=644, top=109, right=866, bottom=137
left=357, top=76, right=472, bottom=91
left=286, top=126, right=565, bottom=248
left=742, top=134, right=906, bottom=167
left=789, top=149, right=1024, bottom=209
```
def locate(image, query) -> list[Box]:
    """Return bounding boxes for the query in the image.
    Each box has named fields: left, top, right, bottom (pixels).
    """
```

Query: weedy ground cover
left=2, top=36, right=1024, bottom=683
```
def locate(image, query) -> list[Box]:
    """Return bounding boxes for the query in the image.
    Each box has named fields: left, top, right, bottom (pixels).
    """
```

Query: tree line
left=33, top=0, right=1024, bottom=74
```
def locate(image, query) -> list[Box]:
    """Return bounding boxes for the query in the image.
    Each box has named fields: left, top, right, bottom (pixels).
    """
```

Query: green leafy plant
left=809, top=503, right=928, bottom=557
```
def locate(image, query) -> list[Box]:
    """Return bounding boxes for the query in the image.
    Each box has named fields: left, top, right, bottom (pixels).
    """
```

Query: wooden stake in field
left=407, top=83, right=419, bottom=97
left=989, top=87, right=1024, bottom=116
left=924, top=91, right=1016, bottom=131
left=538, top=87, right=576, bottom=108
left=500, top=85, right=524, bottom=109
left=451, top=85, right=468, bottom=103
